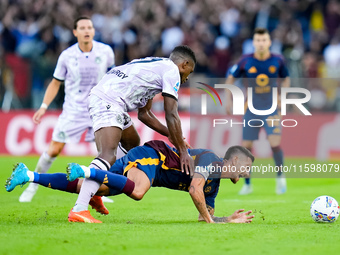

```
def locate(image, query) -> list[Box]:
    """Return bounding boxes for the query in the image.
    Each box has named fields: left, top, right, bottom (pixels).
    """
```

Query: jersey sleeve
left=204, top=183, right=220, bottom=209
left=53, top=51, right=67, bottom=81
left=228, top=58, right=246, bottom=78
left=161, top=64, right=181, bottom=101
left=195, top=166, right=210, bottom=180
left=278, top=57, right=289, bottom=78
left=194, top=152, right=221, bottom=180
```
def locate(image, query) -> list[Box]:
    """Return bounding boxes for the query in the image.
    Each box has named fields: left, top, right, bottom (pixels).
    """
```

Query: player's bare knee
left=48, top=141, right=64, bottom=157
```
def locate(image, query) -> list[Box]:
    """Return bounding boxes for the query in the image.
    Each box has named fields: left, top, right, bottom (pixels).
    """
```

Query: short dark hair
left=253, top=28, right=270, bottom=36
left=170, top=45, right=197, bottom=64
left=74, top=16, right=91, bottom=29
left=224, top=146, right=255, bottom=162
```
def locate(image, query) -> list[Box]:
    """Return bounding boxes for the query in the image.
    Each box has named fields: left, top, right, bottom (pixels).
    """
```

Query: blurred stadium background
left=0, top=0, right=340, bottom=160
left=1, top=2, right=340, bottom=254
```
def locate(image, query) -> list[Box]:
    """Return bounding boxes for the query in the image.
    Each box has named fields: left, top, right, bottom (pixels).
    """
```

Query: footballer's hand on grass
left=228, top=209, right=254, bottom=223
left=33, top=108, right=47, bottom=124
left=180, top=152, right=194, bottom=176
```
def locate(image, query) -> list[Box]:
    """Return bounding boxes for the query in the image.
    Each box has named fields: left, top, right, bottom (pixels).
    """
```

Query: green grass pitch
left=0, top=156, right=340, bottom=255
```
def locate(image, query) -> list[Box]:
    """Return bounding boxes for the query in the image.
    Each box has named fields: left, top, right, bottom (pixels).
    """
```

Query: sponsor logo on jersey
left=95, top=57, right=102, bottom=64
left=108, top=69, right=128, bottom=79
left=248, top=66, right=257, bottom=73
left=256, top=74, right=269, bottom=87
left=173, top=82, right=180, bottom=93
left=269, top=65, right=276, bottom=73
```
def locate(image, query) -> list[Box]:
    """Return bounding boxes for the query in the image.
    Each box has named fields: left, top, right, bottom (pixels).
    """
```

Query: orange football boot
left=89, top=195, right=109, bottom=215
left=68, top=209, right=102, bottom=223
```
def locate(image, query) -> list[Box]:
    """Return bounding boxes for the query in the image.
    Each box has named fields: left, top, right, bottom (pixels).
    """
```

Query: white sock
left=73, top=158, right=111, bottom=212
left=116, top=142, right=128, bottom=160
left=73, top=179, right=100, bottom=212
left=35, top=151, right=56, bottom=173
left=80, top=165, right=91, bottom=178
left=72, top=203, right=88, bottom=212
left=27, top=171, right=34, bottom=182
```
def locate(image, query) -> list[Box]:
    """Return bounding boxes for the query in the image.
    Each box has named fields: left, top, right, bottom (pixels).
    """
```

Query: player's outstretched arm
left=198, top=205, right=214, bottom=221
left=137, top=99, right=170, bottom=137
left=199, top=207, right=254, bottom=223
left=33, top=78, right=61, bottom=124
left=189, top=174, right=214, bottom=223
left=164, top=96, right=194, bottom=175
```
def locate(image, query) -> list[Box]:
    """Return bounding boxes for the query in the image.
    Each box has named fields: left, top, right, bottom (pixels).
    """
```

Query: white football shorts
left=88, top=94, right=133, bottom=132
left=52, top=111, right=94, bottom=143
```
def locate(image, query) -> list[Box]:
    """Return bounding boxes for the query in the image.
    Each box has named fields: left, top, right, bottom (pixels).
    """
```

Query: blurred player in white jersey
left=68, top=46, right=196, bottom=223
left=19, top=17, right=115, bottom=202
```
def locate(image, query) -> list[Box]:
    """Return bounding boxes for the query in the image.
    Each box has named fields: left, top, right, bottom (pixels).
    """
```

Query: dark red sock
left=66, top=179, right=79, bottom=193
left=122, top=179, right=135, bottom=196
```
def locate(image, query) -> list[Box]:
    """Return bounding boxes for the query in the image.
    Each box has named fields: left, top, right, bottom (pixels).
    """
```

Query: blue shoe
left=5, top=163, right=30, bottom=192
left=67, top=163, right=85, bottom=182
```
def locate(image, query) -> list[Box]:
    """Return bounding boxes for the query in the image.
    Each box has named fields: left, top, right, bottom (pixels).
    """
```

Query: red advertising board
left=0, top=111, right=339, bottom=160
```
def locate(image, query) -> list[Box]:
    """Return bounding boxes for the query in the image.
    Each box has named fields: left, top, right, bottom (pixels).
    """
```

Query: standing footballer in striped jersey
left=68, top=46, right=196, bottom=223
left=19, top=17, right=115, bottom=203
